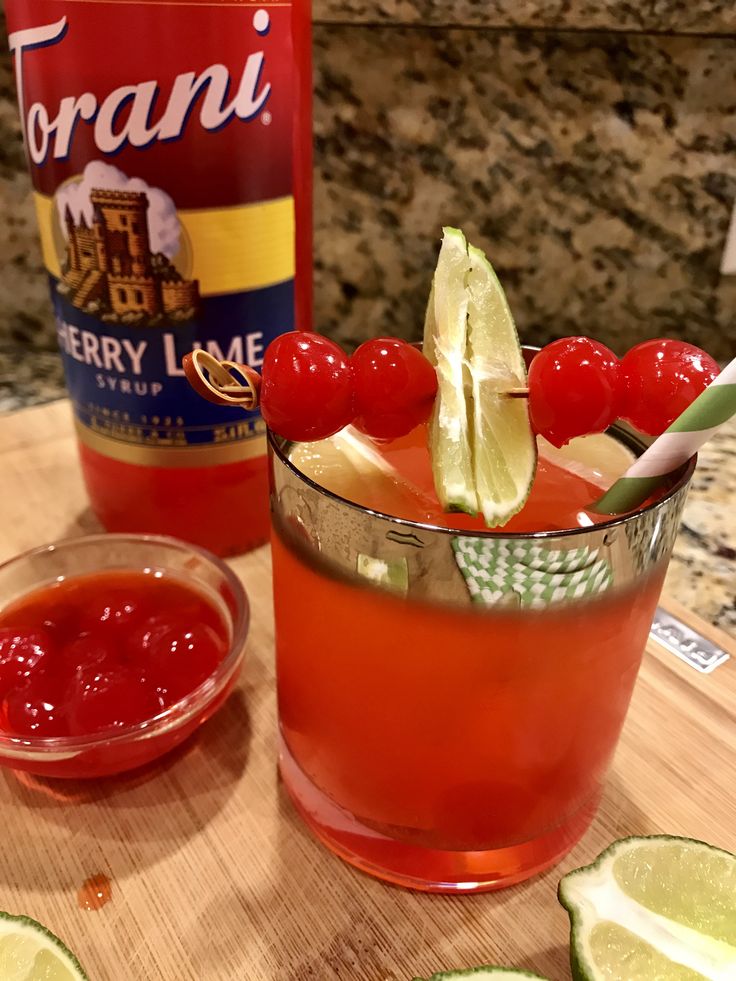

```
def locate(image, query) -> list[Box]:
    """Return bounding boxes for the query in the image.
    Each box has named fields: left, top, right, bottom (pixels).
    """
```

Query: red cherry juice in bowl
left=0, top=536, right=248, bottom=778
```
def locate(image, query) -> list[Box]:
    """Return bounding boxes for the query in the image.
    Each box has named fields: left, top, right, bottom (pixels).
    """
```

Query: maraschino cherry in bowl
left=0, top=535, right=248, bottom=778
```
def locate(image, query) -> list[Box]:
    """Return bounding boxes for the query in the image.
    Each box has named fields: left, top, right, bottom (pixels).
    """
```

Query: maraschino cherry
left=619, top=339, right=720, bottom=436
left=350, top=338, right=438, bottom=440
left=527, top=338, right=623, bottom=447
left=259, top=332, right=437, bottom=442
left=260, top=332, right=354, bottom=442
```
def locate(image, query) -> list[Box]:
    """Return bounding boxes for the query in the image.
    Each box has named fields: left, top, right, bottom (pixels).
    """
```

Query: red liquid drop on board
left=78, top=874, right=113, bottom=911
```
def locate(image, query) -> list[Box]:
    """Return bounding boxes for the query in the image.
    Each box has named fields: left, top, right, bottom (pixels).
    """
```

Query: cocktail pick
left=593, top=356, right=736, bottom=514
left=182, top=350, right=261, bottom=408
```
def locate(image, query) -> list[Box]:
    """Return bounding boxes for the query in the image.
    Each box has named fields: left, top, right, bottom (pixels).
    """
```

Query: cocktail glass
left=269, top=424, right=693, bottom=892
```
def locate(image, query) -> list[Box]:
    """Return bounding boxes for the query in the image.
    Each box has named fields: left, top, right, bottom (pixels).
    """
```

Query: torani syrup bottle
left=5, top=0, right=312, bottom=554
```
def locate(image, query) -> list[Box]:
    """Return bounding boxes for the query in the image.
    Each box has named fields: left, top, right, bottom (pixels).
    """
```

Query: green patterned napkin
left=452, top=538, right=612, bottom=609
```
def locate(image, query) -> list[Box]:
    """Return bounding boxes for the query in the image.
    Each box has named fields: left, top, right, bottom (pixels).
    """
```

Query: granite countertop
left=313, top=0, right=736, bottom=33
left=660, top=417, right=736, bottom=639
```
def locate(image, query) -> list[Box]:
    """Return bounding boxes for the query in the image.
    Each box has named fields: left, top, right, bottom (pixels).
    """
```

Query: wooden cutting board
left=0, top=401, right=734, bottom=981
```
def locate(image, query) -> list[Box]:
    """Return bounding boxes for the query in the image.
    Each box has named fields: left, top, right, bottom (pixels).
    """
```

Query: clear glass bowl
left=0, top=534, right=249, bottom=778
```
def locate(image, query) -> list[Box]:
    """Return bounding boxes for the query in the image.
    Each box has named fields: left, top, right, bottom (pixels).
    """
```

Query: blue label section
left=52, top=276, right=294, bottom=452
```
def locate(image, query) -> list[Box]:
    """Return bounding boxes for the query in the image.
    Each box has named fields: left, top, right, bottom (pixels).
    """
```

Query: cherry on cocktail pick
left=182, top=332, right=438, bottom=442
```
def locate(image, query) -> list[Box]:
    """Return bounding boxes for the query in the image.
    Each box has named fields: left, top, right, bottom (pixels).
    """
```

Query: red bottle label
left=5, top=0, right=302, bottom=467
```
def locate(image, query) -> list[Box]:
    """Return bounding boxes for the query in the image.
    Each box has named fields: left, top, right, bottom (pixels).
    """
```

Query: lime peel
left=413, top=969, right=549, bottom=980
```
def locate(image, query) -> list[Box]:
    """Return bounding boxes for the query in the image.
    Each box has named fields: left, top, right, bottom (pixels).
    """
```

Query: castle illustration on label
left=59, top=184, right=200, bottom=326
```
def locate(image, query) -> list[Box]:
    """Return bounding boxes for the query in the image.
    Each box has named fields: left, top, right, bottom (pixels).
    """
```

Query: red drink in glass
left=270, top=425, right=692, bottom=891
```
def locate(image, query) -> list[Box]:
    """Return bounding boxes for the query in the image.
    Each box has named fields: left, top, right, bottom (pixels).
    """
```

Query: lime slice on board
left=558, top=835, right=736, bottom=981
left=0, top=912, right=88, bottom=980
left=422, top=228, right=477, bottom=516
left=423, top=227, right=536, bottom=527
left=413, top=969, right=549, bottom=980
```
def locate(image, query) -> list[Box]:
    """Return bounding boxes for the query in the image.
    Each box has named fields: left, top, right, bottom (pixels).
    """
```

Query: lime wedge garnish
left=413, top=969, right=549, bottom=980
left=423, top=228, right=536, bottom=527
left=466, top=244, right=536, bottom=526
left=423, top=228, right=477, bottom=515
left=0, top=912, right=88, bottom=980
left=289, top=427, right=435, bottom=518
left=559, top=835, right=736, bottom=980
left=538, top=432, right=636, bottom=490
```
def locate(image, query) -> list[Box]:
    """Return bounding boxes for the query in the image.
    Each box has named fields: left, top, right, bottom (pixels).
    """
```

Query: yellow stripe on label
left=33, top=192, right=294, bottom=296
left=181, top=197, right=294, bottom=295
left=34, top=194, right=62, bottom=280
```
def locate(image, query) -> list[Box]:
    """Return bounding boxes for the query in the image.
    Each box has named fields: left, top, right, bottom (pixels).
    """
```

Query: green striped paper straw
left=594, top=356, right=736, bottom=514
left=453, top=537, right=612, bottom=608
